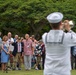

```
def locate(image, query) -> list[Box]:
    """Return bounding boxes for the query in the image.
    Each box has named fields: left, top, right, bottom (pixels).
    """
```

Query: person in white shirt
left=42, top=12, right=76, bottom=75
left=7, top=32, right=14, bottom=52
left=7, top=32, right=14, bottom=69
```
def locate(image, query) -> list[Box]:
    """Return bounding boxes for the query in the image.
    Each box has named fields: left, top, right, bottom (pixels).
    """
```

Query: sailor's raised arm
left=63, top=20, right=76, bottom=46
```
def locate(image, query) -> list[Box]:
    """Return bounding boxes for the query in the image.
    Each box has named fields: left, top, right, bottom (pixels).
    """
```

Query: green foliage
left=0, top=0, right=76, bottom=38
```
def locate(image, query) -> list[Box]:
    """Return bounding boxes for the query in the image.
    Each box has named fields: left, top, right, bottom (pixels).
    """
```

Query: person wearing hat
left=42, top=12, right=76, bottom=75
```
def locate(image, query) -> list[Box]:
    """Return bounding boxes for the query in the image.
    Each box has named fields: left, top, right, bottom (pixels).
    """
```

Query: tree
left=0, top=0, right=76, bottom=39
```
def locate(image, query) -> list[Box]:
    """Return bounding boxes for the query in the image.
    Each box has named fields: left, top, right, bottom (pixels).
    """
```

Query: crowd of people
left=0, top=32, right=45, bottom=72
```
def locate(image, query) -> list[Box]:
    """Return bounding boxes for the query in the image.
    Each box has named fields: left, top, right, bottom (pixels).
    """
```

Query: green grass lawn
left=0, top=69, right=76, bottom=75
left=71, top=70, right=76, bottom=75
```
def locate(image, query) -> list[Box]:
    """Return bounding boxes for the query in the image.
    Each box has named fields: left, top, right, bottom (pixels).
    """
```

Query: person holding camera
left=42, top=12, right=76, bottom=75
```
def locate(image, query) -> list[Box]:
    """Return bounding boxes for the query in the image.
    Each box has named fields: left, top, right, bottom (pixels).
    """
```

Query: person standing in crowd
left=34, top=40, right=42, bottom=70
left=72, top=46, right=76, bottom=69
left=1, top=35, right=10, bottom=72
left=30, top=35, right=38, bottom=68
left=21, top=37, right=24, bottom=42
left=14, top=35, right=18, bottom=43
left=21, top=37, right=24, bottom=64
left=41, top=41, right=45, bottom=70
left=23, top=34, right=33, bottom=71
left=0, top=32, right=2, bottom=70
left=71, top=46, right=75, bottom=70
left=12, top=37, right=24, bottom=70
left=7, top=32, right=14, bottom=52
left=42, top=12, right=76, bottom=75
left=30, top=35, right=38, bottom=54
left=7, top=32, right=14, bottom=69
left=31, top=35, right=38, bottom=44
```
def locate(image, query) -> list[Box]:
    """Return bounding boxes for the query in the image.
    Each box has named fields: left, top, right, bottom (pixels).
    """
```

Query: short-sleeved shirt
left=23, top=39, right=33, bottom=55
left=7, top=38, right=14, bottom=52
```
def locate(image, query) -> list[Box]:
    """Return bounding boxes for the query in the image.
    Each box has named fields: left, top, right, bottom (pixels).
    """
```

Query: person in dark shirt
left=12, top=37, right=24, bottom=70
left=41, top=42, right=45, bottom=70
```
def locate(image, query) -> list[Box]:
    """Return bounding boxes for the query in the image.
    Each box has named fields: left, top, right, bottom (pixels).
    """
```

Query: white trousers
left=24, top=55, right=31, bottom=70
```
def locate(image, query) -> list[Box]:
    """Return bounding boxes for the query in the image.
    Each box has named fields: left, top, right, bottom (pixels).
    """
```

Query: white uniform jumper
left=42, top=30, right=76, bottom=75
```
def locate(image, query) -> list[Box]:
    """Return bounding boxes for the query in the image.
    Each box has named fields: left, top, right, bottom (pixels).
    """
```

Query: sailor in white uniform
left=42, top=12, right=76, bottom=75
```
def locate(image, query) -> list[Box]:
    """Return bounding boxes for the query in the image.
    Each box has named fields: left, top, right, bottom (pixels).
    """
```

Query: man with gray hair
left=23, top=34, right=33, bottom=70
left=42, top=12, right=76, bottom=75
left=7, top=32, right=14, bottom=69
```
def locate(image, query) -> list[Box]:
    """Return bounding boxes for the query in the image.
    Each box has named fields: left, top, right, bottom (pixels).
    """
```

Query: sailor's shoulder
left=42, top=33, right=48, bottom=38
